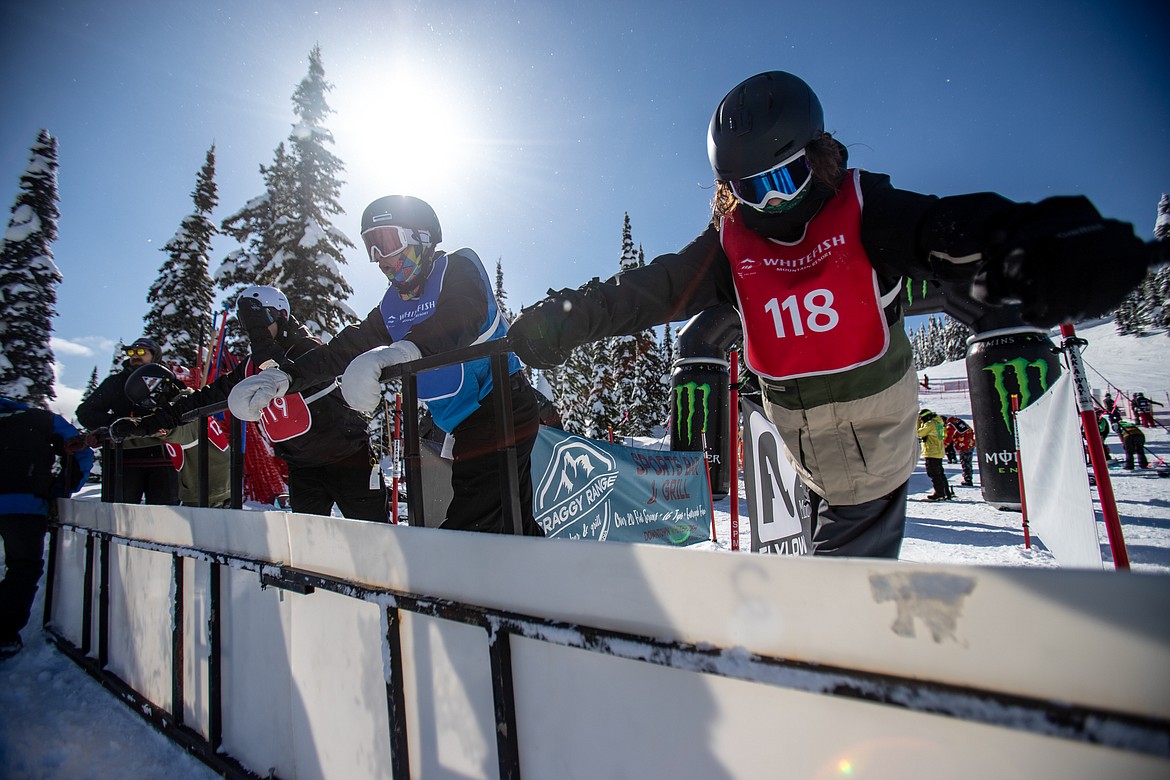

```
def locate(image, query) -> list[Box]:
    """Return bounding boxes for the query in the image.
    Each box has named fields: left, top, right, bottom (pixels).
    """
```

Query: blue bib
left=378, top=249, right=521, bottom=432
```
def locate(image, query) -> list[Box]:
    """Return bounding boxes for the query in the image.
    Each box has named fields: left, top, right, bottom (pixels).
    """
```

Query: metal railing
left=48, top=340, right=1170, bottom=779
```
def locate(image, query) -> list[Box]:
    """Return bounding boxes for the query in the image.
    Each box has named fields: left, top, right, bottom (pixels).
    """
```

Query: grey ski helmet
left=361, top=195, right=442, bottom=244
left=236, top=285, right=290, bottom=321
left=708, top=71, right=824, bottom=182
left=125, top=363, right=185, bottom=410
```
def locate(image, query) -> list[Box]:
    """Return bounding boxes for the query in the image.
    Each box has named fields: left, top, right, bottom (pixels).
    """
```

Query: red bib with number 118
left=721, top=169, right=890, bottom=380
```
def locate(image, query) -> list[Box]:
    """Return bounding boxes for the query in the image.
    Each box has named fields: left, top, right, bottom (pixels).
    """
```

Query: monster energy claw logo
left=674, top=381, right=711, bottom=445
left=983, top=358, right=1052, bottom=431
left=904, top=278, right=929, bottom=305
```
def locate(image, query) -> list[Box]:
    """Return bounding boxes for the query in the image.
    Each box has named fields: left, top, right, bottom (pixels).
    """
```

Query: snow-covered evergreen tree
left=590, top=217, right=666, bottom=437
left=0, top=129, right=62, bottom=406
left=82, top=366, right=99, bottom=400
left=217, top=46, right=356, bottom=341
left=1115, top=193, right=1169, bottom=336
left=494, top=257, right=515, bottom=323
left=910, top=314, right=954, bottom=369
left=1150, top=193, right=1169, bottom=332
left=628, top=245, right=669, bottom=434
left=556, top=341, right=603, bottom=436
left=275, top=45, right=356, bottom=338
left=940, top=315, right=973, bottom=362
left=217, top=142, right=297, bottom=353
left=143, top=145, right=218, bottom=369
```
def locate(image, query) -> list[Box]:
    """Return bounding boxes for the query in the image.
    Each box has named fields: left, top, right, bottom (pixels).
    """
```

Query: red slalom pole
left=729, top=350, right=740, bottom=551
left=1011, top=394, right=1031, bottom=550
left=1059, top=323, right=1130, bottom=570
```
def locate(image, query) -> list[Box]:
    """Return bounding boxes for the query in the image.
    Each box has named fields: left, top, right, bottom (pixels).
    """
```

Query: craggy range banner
left=531, top=427, right=710, bottom=546
left=741, top=399, right=813, bottom=556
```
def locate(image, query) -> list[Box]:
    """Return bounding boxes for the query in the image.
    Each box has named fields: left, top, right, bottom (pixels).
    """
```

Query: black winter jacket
left=160, top=322, right=370, bottom=467
left=76, top=361, right=171, bottom=458
left=284, top=250, right=492, bottom=387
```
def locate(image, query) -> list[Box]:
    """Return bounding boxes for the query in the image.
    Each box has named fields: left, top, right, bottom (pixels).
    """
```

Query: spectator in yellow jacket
left=917, top=410, right=950, bottom=501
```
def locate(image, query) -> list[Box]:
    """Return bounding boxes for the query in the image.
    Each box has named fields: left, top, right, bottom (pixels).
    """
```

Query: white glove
left=228, top=368, right=291, bottom=421
left=342, top=341, right=422, bottom=412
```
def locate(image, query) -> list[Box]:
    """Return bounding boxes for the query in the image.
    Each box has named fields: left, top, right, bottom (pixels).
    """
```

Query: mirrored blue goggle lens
left=730, top=155, right=812, bottom=206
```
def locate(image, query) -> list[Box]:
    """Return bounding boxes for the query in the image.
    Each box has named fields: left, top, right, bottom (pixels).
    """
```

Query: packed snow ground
left=2, top=318, right=1168, bottom=778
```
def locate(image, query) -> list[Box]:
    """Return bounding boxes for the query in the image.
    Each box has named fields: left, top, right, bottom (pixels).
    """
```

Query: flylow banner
left=741, top=399, right=813, bottom=555
left=531, top=427, right=710, bottom=545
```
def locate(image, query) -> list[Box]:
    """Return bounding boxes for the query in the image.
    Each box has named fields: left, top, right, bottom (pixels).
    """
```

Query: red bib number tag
left=165, top=441, right=183, bottom=471
left=259, top=393, right=313, bottom=442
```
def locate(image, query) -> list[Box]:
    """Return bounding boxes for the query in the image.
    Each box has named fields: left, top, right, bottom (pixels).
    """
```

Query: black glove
left=510, top=293, right=583, bottom=369
left=109, top=417, right=152, bottom=441
left=140, top=405, right=180, bottom=433
left=971, top=196, right=1148, bottom=327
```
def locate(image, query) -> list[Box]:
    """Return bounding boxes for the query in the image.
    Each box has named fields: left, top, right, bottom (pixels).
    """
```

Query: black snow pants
left=807, top=481, right=908, bottom=559
left=443, top=372, right=544, bottom=536
left=288, top=447, right=389, bottom=522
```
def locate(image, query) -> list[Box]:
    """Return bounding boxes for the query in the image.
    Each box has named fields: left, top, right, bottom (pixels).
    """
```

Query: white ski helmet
left=236, top=285, right=290, bottom=321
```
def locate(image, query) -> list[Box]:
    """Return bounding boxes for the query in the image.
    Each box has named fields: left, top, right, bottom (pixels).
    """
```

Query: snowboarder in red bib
left=508, top=70, right=1149, bottom=558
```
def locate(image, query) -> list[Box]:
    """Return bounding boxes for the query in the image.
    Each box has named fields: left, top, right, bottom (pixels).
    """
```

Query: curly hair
left=712, top=132, right=843, bottom=221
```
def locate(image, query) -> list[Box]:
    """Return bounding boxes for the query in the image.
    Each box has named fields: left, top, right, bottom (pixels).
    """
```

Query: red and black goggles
left=362, top=225, right=433, bottom=263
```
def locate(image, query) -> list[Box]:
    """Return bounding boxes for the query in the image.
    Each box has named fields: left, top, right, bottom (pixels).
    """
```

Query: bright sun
left=331, top=60, right=479, bottom=198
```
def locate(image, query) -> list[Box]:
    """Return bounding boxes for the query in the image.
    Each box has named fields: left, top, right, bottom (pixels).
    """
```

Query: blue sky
left=2, top=0, right=1167, bottom=418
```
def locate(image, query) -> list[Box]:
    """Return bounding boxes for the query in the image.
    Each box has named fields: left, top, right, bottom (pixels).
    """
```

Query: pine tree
left=556, top=341, right=603, bottom=436
left=0, top=129, right=62, bottom=407
left=628, top=245, right=668, bottom=434
left=143, top=145, right=218, bottom=369
left=494, top=257, right=515, bottom=323
left=82, top=366, right=99, bottom=401
left=940, top=315, right=973, bottom=362
left=1115, top=193, right=1169, bottom=336
left=1150, top=193, right=1170, bottom=332
left=217, top=46, right=356, bottom=341
left=217, top=142, right=297, bottom=353
left=592, top=217, right=665, bottom=437
left=275, top=45, right=356, bottom=338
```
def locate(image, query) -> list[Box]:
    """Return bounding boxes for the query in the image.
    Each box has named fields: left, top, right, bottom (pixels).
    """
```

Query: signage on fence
left=531, top=427, right=710, bottom=546
left=741, top=399, right=813, bottom=555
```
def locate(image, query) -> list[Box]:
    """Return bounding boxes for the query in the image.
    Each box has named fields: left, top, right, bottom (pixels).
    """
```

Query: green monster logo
left=674, top=381, right=711, bottom=445
left=904, top=278, right=929, bottom=306
left=983, top=358, right=1053, bottom=431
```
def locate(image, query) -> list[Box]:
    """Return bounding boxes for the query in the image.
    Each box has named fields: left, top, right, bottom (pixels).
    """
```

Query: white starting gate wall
left=49, top=499, right=1170, bottom=780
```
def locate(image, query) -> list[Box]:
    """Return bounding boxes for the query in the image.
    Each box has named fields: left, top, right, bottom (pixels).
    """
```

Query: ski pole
left=1010, top=394, right=1030, bottom=550
left=701, top=430, right=716, bottom=544
left=1059, top=323, right=1129, bottom=570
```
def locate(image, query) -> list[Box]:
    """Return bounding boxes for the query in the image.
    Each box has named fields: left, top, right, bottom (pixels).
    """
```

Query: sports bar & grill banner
left=531, top=427, right=710, bottom=546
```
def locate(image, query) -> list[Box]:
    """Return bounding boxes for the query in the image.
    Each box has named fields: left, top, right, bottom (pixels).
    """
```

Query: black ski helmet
left=360, top=195, right=442, bottom=244
left=125, top=363, right=185, bottom=411
left=708, top=71, right=824, bottom=182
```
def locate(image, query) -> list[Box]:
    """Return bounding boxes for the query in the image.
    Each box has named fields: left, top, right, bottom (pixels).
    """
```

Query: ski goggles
left=727, top=149, right=813, bottom=208
left=124, top=347, right=150, bottom=357
left=362, top=225, right=433, bottom=264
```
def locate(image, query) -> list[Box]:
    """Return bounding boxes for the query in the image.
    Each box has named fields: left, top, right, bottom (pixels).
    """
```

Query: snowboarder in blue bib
left=228, top=196, right=543, bottom=536
left=508, top=70, right=1149, bottom=558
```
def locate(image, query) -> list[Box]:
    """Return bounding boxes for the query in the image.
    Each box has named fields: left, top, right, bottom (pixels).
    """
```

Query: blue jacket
left=0, top=397, right=94, bottom=515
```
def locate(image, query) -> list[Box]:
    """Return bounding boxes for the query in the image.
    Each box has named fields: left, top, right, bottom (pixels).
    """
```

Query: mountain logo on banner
left=534, top=437, right=619, bottom=539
